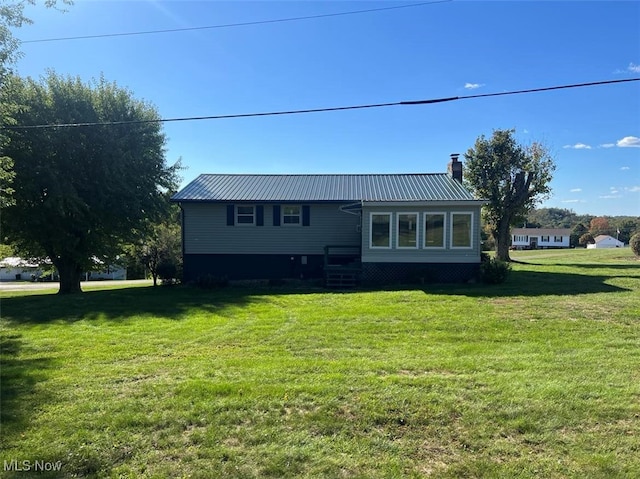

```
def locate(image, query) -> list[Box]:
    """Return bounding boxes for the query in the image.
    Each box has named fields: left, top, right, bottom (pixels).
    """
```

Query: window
left=514, top=235, right=528, bottom=242
left=424, top=213, right=445, bottom=248
left=451, top=213, right=473, bottom=248
left=397, top=213, right=418, bottom=248
left=370, top=213, right=391, bottom=248
left=541, top=235, right=550, bottom=242
left=282, top=205, right=301, bottom=225
left=236, top=205, right=255, bottom=225
left=554, top=236, right=563, bottom=242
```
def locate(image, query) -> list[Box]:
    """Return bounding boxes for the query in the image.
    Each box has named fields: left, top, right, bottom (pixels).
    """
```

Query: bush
left=631, top=233, right=640, bottom=256
left=157, top=259, right=179, bottom=285
left=479, top=258, right=511, bottom=284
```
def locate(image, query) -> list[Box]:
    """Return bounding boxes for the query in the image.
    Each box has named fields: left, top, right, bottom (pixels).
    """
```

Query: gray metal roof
left=171, top=173, right=479, bottom=202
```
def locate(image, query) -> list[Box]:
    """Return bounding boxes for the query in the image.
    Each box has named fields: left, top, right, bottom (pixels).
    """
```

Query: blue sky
left=13, top=0, right=640, bottom=216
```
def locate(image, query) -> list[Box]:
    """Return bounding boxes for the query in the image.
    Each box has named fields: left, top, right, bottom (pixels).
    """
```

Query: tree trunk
left=55, top=258, right=83, bottom=294
left=494, top=220, right=512, bottom=262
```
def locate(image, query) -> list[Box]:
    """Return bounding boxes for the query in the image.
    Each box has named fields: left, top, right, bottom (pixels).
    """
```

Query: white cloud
left=563, top=143, right=592, bottom=149
left=629, top=63, right=640, bottom=73
left=599, top=195, right=622, bottom=199
left=617, top=136, right=640, bottom=148
left=600, top=143, right=616, bottom=148
left=464, top=83, right=484, bottom=90
left=561, top=199, right=581, bottom=203
left=621, top=166, right=630, bottom=170
left=625, top=186, right=640, bottom=192
left=570, top=188, right=582, bottom=193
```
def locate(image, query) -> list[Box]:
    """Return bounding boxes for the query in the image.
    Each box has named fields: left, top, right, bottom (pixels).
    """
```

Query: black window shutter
left=302, top=205, right=311, bottom=226
left=256, top=205, right=264, bottom=226
left=273, top=205, right=281, bottom=226
left=227, top=205, right=235, bottom=226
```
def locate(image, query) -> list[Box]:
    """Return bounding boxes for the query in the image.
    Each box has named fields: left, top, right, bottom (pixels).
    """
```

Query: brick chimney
left=447, top=153, right=462, bottom=182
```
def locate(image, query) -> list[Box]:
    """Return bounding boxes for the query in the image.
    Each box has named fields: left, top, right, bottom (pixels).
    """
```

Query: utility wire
left=21, top=1, right=451, bottom=44
left=2, top=78, right=638, bottom=130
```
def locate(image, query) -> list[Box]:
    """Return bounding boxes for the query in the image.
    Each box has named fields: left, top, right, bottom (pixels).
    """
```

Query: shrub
left=479, top=258, right=511, bottom=284
left=631, top=233, right=640, bottom=256
left=157, top=260, right=179, bottom=285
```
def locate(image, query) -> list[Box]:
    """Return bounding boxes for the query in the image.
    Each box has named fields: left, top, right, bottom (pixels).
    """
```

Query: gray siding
left=182, top=203, right=360, bottom=255
left=361, top=204, right=482, bottom=263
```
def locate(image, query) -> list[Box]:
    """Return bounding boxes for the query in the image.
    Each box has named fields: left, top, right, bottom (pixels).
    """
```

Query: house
left=171, top=154, right=486, bottom=285
left=511, top=228, right=572, bottom=249
left=0, top=257, right=42, bottom=281
left=586, top=235, right=625, bottom=249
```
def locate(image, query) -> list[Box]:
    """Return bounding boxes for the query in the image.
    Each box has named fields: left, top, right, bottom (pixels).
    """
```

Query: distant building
left=511, top=228, right=572, bottom=250
left=586, top=235, right=625, bottom=249
left=0, top=257, right=42, bottom=281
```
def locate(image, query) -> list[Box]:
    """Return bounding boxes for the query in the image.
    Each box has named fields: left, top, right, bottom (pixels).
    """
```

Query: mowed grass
left=1, top=249, right=639, bottom=478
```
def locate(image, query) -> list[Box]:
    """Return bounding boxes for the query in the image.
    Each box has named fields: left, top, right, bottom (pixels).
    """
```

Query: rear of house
left=172, top=155, right=485, bottom=285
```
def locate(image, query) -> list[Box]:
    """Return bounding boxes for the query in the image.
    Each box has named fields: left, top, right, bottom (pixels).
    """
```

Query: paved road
left=0, top=279, right=153, bottom=292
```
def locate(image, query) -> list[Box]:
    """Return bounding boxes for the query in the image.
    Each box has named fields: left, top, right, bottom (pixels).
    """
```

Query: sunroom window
left=424, top=213, right=445, bottom=248
left=397, top=213, right=418, bottom=248
left=370, top=213, right=391, bottom=248
left=451, top=213, right=472, bottom=248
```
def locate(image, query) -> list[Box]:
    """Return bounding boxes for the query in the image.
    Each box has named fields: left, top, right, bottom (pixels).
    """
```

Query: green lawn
left=1, top=249, right=639, bottom=478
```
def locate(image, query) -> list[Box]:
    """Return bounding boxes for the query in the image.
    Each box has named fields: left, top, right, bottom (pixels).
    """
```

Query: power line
left=21, top=1, right=451, bottom=44
left=2, top=78, right=638, bottom=130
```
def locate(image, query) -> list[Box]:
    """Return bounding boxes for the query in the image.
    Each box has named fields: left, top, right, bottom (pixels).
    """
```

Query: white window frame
left=396, top=212, right=419, bottom=249
left=554, top=235, right=563, bottom=242
left=423, top=212, right=447, bottom=249
left=450, top=212, right=473, bottom=249
left=370, top=212, right=392, bottom=249
left=236, top=205, right=255, bottom=226
left=282, top=205, right=302, bottom=226
left=541, top=235, right=550, bottom=243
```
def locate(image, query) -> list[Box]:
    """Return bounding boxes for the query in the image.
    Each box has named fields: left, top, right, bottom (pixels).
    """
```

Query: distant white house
left=0, top=256, right=126, bottom=281
left=511, top=228, right=572, bottom=249
left=0, top=257, right=43, bottom=281
left=586, top=235, right=625, bottom=249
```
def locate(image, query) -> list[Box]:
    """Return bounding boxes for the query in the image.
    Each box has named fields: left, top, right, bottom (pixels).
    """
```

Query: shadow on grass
left=1, top=265, right=635, bottom=325
left=0, top=285, right=267, bottom=324
left=456, top=269, right=633, bottom=297
left=0, top=333, right=55, bottom=445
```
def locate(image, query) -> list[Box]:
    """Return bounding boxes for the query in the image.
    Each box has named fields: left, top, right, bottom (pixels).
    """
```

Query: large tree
left=1, top=1, right=73, bottom=208
left=465, top=129, right=555, bottom=262
left=0, top=72, right=180, bottom=293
